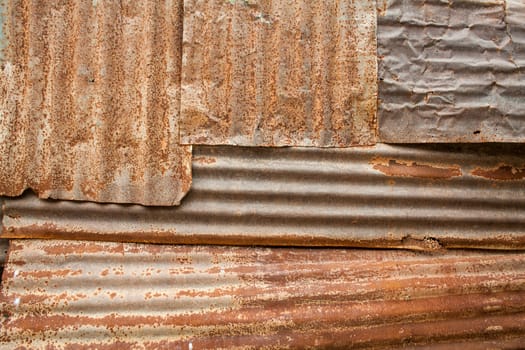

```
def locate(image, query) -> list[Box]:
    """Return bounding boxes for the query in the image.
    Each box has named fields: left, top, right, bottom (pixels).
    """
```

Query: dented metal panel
left=2, top=144, right=525, bottom=249
left=378, top=0, right=525, bottom=143
left=1, top=240, right=525, bottom=348
left=0, top=0, right=192, bottom=206
left=180, top=0, right=377, bottom=147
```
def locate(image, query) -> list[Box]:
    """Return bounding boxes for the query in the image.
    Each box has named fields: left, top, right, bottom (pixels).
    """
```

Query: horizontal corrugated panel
left=180, top=0, right=377, bottom=147
left=1, top=240, right=525, bottom=348
left=2, top=144, right=525, bottom=249
left=0, top=0, right=192, bottom=206
left=378, top=0, right=525, bottom=142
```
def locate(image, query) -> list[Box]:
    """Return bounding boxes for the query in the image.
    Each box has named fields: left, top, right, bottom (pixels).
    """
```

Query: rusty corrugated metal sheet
left=180, top=0, right=377, bottom=147
left=0, top=0, right=192, bottom=206
left=1, top=239, right=525, bottom=348
left=377, top=0, right=525, bottom=142
left=2, top=144, right=525, bottom=249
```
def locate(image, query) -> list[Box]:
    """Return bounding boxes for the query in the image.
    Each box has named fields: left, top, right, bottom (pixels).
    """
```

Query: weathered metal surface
left=0, top=239, right=7, bottom=269
left=180, top=0, right=377, bottom=147
left=1, top=240, right=525, bottom=348
left=378, top=0, right=525, bottom=143
left=0, top=0, right=192, bottom=206
left=2, top=144, right=525, bottom=249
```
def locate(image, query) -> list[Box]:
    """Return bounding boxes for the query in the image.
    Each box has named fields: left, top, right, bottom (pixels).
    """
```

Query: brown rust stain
left=472, top=165, right=525, bottom=181
left=371, top=158, right=462, bottom=179
left=41, top=241, right=125, bottom=256
left=18, top=269, right=82, bottom=279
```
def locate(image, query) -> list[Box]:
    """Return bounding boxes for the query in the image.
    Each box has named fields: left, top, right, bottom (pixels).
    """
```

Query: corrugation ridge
left=24, top=0, right=47, bottom=193
left=5, top=301, right=525, bottom=338
left=139, top=1, right=154, bottom=205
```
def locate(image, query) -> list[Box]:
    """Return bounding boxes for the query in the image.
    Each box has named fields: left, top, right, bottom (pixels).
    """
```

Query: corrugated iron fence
left=1, top=0, right=525, bottom=348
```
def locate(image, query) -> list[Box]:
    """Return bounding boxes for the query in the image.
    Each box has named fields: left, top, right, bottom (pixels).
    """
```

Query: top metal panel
left=378, top=0, right=525, bottom=142
left=180, top=0, right=377, bottom=147
left=0, top=0, right=192, bottom=206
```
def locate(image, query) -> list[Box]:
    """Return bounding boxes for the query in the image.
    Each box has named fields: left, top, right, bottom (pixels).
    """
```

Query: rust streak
left=472, top=165, right=525, bottom=181
left=371, top=158, right=462, bottom=179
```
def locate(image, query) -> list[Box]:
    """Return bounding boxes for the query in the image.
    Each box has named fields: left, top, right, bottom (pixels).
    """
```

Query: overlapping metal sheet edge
left=180, top=0, right=377, bottom=147
left=2, top=144, right=525, bottom=250
left=1, top=239, right=525, bottom=349
left=0, top=0, right=192, bottom=206
left=377, top=0, right=525, bottom=142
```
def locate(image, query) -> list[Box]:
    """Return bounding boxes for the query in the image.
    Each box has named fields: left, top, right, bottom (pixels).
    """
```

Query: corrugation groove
left=1, top=240, right=525, bottom=349
left=0, top=0, right=191, bottom=206
left=180, top=0, right=377, bottom=147
left=1, top=144, right=525, bottom=249
left=377, top=0, right=525, bottom=142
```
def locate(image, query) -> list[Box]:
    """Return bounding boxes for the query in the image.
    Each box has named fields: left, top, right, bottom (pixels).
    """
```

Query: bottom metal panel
left=1, top=240, right=525, bottom=349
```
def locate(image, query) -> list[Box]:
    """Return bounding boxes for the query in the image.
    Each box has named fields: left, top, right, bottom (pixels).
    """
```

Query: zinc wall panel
left=1, top=240, right=524, bottom=348
left=378, top=0, right=525, bottom=142
left=2, top=144, right=525, bottom=250
left=180, top=0, right=377, bottom=147
left=0, top=0, right=192, bottom=206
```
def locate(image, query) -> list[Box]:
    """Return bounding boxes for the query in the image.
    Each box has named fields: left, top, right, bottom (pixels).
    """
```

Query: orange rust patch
left=41, top=242, right=125, bottom=256
left=193, top=156, right=217, bottom=165
left=471, top=165, right=525, bottom=181
left=371, top=158, right=462, bottom=179
left=19, top=269, right=82, bottom=279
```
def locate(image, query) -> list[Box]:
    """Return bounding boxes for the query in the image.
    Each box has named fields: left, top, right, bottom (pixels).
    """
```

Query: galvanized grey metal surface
left=180, top=0, right=377, bottom=147
left=378, top=0, right=525, bottom=143
left=0, top=239, right=7, bottom=270
left=0, top=0, right=192, bottom=206
left=2, top=144, right=525, bottom=249
left=1, top=239, right=525, bottom=348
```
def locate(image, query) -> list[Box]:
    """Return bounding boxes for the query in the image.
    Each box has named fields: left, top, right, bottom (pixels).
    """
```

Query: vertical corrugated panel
left=180, top=0, right=377, bottom=147
left=1, top=240, right=525, bottom=348
left=2, top=144, right=525, bottom=250
left=0, top=0, right=192, bottom=206
left=0, top=239, right=7, bottom=268
left=377, top=0, right=525, bottom=142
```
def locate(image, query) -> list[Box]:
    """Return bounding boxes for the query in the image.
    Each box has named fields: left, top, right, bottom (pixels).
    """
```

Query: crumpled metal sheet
left=180, top=0, right=377, bottom=147
left=378, top=0, right=525, bottom=142
left=1, top=239, right=525, bottom=348
left=0, top=0, right=192, bottom=206
left=2, top=144, right=525, bottom=250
